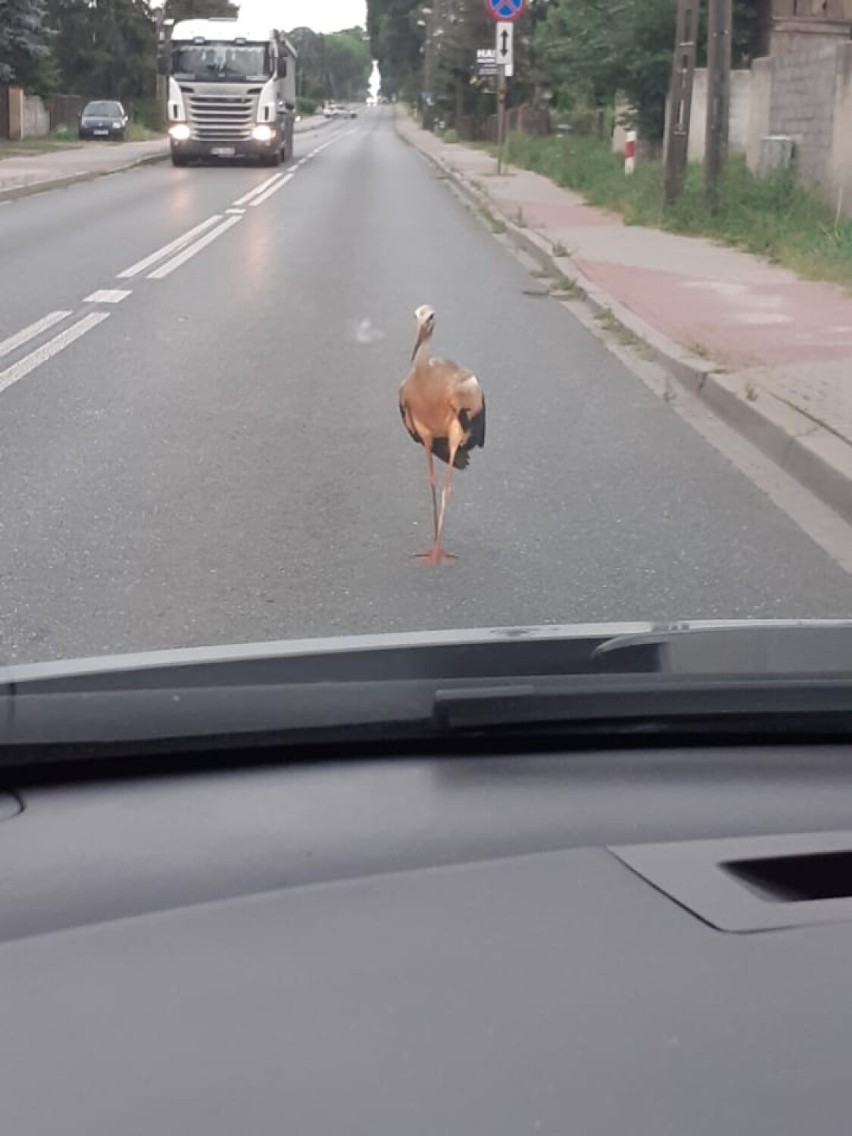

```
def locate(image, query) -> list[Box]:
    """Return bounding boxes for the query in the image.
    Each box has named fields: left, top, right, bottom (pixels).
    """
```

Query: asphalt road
left=1, top=107, right=851, bottom=664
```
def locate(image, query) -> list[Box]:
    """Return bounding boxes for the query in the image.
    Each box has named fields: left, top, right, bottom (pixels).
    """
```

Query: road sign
left=476, top=48, right=497, bottom=77
left=496, top=22, right=514, bottom=76
left=484, top=0, right=527, bottom=22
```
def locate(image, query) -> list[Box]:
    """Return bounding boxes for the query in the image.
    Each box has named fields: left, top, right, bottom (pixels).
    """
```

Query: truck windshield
left=171, top=43, right=271, bottom=82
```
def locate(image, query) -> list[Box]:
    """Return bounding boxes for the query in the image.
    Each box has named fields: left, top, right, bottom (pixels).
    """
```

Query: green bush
left=442, top=128, right=459, bottom=144
left=297, top=97, right=318, bottom=117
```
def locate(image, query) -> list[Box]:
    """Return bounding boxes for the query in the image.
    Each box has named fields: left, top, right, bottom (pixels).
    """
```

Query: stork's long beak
left=411, top=323, right=426, bottom=362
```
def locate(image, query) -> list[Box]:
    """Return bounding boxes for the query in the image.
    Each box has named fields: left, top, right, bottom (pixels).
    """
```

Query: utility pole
left=421, top=6, right=435, bottom=130
left=663, top=0, right=699, bottom=207
left=705, top=0, right=732, bottom=209
left=155, top=10, right=172, bottom=130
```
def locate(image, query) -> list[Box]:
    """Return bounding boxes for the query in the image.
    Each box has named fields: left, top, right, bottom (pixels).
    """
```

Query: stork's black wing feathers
left=432, top=437, right=470, bottom=470
left=460, top=393, right=486, bottom=450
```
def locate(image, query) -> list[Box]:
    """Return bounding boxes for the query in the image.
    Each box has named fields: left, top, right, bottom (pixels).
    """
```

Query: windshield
left=82, top=102, right=122, bottom=117
left=2, top=0, right=852, bottom=684
left=171, top=42, right=272, bottom=82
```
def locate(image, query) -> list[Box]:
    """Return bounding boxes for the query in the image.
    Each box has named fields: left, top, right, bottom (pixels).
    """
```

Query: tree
left=0, top=0, right=51, bottom=85
left=47, top=0, right=157, bottom=103
left=288, top=26, right=372, bottom=103
left=325, top=29, right=372, bottom=101
left=532, top=0, right=761, bottom=141
left=164, top=0, right=238, bottom=22
left=366, top=0, right=421, bottom=99
left=533, top=0, right=675, bottom=140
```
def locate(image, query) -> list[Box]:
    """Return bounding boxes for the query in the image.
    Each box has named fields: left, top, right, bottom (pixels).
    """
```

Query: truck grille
left=185, top=89, right=259, bottom=141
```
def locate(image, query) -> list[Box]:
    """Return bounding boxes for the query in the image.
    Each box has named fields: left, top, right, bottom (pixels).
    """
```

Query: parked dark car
left=79, top=101, right=129, bottom=141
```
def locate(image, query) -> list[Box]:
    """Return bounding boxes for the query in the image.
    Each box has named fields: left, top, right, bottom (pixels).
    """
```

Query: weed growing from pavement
left=596, top=308, right=656, bottom=359
left=500, top=133, right=852, bottom=290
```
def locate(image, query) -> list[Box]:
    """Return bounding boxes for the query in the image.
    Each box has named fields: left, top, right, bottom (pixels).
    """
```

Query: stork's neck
left=413, top=332, right=433, bottom=365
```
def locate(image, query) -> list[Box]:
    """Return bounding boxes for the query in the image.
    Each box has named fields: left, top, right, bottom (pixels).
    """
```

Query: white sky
left=240, top=0, right=368, bottom=33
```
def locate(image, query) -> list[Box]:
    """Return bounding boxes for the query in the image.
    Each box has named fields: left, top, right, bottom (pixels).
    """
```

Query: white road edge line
left=226, top=207, right=246, bottom=215
left=117, top=216, right=223, bottom=279
left=147, top=215, right=243, bottom=280
left=0, top=310, right=72, bottom=361
left=0, top=311, right=110, bottom=396
left=232, top=173, right=284, bottom=207
left=250, top=173, right=294, bottom=206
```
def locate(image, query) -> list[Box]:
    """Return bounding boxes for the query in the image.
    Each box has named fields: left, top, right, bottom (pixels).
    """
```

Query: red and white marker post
left=624, top=130, right=637, bottom=175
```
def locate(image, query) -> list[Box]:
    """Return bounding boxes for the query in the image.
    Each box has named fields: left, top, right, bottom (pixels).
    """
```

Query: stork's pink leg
left=426, top=445, right=438, bottom=542
left=416, top=446, right=458, bottom=564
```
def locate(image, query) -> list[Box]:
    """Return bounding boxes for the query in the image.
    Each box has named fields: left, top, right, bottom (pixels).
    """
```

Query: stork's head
left=412, top=305, right=436, bottom=360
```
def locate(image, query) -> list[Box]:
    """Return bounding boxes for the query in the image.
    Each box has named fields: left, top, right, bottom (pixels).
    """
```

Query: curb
left=0, top=148, right=170, bottom=204
left=399, top=121, right=852, bottom=526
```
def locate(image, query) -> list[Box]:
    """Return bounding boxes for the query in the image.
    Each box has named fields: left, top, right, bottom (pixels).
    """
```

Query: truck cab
left=161, top=19, right=297, bottom=167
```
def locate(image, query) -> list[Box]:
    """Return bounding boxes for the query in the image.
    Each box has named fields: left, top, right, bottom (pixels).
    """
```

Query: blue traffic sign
left=484, top=0, right=527, bottom=21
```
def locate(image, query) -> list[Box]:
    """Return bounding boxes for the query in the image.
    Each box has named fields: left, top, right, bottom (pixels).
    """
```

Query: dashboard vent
left=610, top=831, right=852, bottom=933
left=724, top=850, right=852, bottom=903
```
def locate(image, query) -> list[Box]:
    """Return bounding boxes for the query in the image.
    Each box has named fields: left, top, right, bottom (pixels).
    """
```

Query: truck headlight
left=251, top=124, right=274, bottom=143
left=169, top=124, right=191, bottom=142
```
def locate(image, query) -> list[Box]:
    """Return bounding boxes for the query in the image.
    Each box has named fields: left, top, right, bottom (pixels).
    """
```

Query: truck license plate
left=211, top=146, right=236, bottom=157
left=94, top=130, right=108, bottom=136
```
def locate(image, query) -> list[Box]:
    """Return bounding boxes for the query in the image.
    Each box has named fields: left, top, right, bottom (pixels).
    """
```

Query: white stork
left=398, top=305, right=486, bottom=564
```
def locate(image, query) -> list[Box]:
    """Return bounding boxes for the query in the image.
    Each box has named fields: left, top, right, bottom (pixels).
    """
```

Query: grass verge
left=501, top=132, right=852, bottom=290
left=0, top=135, right=81, bottom=159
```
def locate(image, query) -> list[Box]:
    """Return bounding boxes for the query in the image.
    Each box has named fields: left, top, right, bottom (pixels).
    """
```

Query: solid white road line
left=226, top=207, right=246, bottom=215
left=0, top=311, right=110, bottom=396
left=147, top=214, right=243, bottom=280
left=0, top=310, right=71, bottom=361
left=250, top=173, right=294, bottom=206
left=232, top=173, right=284, bottom=207
left=83, top=289, right=131, bottom=304
left=117, top=216, right=223, bottom=279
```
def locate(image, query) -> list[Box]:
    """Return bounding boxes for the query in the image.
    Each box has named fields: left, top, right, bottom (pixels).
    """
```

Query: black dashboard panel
left=2, top=746, right=852, bottom=1135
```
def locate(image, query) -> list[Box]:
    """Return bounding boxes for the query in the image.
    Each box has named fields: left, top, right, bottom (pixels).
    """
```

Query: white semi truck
left=160, top=18, right=297, bottom=167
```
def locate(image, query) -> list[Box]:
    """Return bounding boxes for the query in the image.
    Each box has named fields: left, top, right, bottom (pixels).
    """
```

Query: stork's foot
left=414, top=545, right=456, bottom=565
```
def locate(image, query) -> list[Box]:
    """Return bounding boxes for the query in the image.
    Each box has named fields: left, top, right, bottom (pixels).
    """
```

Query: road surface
left=1, top=109, right=850, bottom=664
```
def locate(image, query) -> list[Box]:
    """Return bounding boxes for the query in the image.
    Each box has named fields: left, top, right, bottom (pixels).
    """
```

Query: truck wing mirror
left=277, top=58, right=288, bottom=78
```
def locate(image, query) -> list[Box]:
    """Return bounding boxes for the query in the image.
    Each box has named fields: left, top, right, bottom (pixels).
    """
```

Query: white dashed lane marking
left=0, top=311, right=110, bottom=396
left=0, top=310, right=71, bottom=360
left=84, top=289, right=132, bottom=304
left=117, top=216, right=224, bottom=279
left=147, top=215, right=243, bottom=280
left=250, top=173, right=294, bottom=206
left=232, top=173, right=284, bottom=207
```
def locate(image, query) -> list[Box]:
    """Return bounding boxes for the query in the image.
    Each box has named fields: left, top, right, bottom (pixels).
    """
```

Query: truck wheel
left=171, top=152, right=188, bottom=167
left=261, top=148, right=281, bottom=167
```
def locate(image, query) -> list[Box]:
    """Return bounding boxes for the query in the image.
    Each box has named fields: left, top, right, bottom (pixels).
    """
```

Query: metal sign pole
left=497, top=63, right=506, bottom=175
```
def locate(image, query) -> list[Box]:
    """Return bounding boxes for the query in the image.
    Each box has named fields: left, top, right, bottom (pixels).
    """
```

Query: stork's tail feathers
left=432, top=438, right=470, bottom=469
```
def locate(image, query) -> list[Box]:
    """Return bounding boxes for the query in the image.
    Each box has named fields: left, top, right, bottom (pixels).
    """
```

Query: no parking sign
left=484, top=0, right=527, bottom=21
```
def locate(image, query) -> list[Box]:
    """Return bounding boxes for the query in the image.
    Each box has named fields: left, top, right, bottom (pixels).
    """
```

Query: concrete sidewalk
left=0, top=115, right=331, bottom=203
left=398, top=115, right=852, bottom=525
left=0, top=138, right=169, bottom=201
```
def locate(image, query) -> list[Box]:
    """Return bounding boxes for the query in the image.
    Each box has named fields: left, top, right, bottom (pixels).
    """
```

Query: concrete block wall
left=23, top=95, right=50, bottom=138
left=830, top=41, right=852, bottom=213
left=768, top=40, right=839, bottom=186
left=686, top=69, right=753, bottom=162
left=746, top=57, right=772, bottom=172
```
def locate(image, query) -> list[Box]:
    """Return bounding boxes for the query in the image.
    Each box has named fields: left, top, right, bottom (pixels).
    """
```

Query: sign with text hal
left=496, top=22, right=514, bottom=76
left=476, top=48, right=497, bottom=77
left=484, top=0, right=527, bottom=22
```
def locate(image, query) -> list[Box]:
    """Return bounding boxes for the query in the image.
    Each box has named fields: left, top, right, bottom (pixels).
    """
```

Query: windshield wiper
left=2, top=621, right=851, bottom=767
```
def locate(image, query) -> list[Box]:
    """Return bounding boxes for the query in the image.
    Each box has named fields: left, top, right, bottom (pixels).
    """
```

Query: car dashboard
left=2, top=741, right=852, bottom=1135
